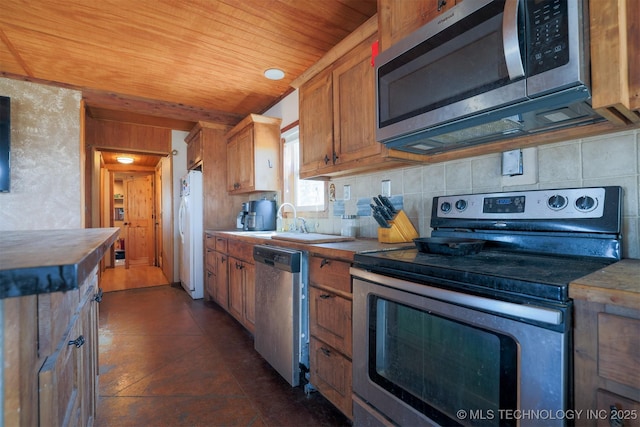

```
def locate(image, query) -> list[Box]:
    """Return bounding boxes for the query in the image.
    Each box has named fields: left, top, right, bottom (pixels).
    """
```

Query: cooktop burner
left=355, top=186, right=623, bottom=303
left=354, top=248, right=614, bottom=302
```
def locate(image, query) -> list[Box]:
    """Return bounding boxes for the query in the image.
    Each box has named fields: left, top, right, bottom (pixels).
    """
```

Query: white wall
left=0, top=78, right=83, bottom=230
left=263, top=89, right=299, bottom=128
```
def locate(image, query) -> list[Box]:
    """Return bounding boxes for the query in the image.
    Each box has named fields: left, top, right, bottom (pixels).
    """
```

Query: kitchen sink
left=270, top=232, right=355, bottom=244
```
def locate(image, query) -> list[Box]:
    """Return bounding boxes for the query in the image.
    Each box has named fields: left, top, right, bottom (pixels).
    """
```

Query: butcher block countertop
left=207, top=230, right=414, bottom=262
left=0, top=228, right=119, bottom=299
left=569, top=259, right=640, bottom=310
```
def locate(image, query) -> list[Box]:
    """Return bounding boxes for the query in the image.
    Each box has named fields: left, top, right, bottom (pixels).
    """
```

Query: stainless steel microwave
left=375, top=0, right=603, bottom=154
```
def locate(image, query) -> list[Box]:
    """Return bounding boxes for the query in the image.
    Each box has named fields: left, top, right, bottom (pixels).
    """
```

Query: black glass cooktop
left=353, top=248, right=614, bottom=302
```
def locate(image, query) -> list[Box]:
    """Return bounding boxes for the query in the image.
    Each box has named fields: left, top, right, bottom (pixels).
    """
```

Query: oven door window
left=369, top=296, right=517, bottom=427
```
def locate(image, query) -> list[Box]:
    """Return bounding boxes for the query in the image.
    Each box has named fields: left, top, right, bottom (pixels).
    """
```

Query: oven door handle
left=503, top=0, right=525, bottom=80
left=351, top=268, right=563, bottom=326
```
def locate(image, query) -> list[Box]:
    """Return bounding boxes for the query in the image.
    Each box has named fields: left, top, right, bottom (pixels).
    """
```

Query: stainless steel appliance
left=237, top=202, right=250, bottom=230
left=375, top=0, right=602, bottom=154
left=253, top=245, right=309, bottom=387
left=246, top=199, right=277, bottom=231
left=352, top=186, right=622, bottom=426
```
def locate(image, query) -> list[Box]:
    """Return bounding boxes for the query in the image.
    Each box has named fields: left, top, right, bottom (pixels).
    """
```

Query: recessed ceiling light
left=264, top=68, right=285, bottom=80
left=116, top=156, right=134, bottom=164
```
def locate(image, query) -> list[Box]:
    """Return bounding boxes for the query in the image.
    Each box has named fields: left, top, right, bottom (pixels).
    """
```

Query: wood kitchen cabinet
left=213, top=236, right=229, bottom=309
left=185, top=123, right=205, bottom=170
left=4, top=267, right=102, bottom=427
left=205, top=233, right=216, bottom=301
left=298, top=20, right=422, bottom=180
left=225, top=114, right=282, bottom=194
left=308, top=255, right=353, bottom=419
left=378, top=0, right=461, bottom=51
left=570, top=259, right=640, bottom=427
left=229, top=239, right=256, bottom=333
left=589, top=0, right=640, bottom=125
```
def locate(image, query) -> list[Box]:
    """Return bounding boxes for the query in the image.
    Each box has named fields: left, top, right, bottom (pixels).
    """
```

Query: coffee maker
left=245, top=199, right=276, bottom=231
left=236, top=202, right=250, bottom=230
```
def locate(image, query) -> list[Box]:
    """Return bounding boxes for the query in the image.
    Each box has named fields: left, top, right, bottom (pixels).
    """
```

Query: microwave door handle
left=502, top=0, right=525, bottom=80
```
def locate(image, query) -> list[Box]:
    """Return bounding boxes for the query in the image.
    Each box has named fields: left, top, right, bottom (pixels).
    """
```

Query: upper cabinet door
left=227, top=125, right=254, bottom=192
left=185, top=128, right=203, bottom=170
left=299, top=70, right=334, bottom=178
left=225, top=114, right=281, bottom=194
left=332, top=34, right=380, bottom=165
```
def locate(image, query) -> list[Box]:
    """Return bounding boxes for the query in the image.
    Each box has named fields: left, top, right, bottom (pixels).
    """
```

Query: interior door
left=124, top=174, right=155, bottom=267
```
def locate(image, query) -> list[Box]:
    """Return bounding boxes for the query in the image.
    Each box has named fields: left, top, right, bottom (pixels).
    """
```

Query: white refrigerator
left=178, top=170, right=204, bottom=299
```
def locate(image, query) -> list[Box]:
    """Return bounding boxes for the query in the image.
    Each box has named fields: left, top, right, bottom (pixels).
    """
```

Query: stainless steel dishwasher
left=253, top=245, right=309, bottom=387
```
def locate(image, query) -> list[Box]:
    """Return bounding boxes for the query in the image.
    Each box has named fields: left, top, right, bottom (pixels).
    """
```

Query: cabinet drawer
left=598, top=313, right=640, bottom=388
left=310, top=337, right=353, bottom=419
left=310, top=286, right=352, bottom=358
left=215, top=237, right=227, bottom=253
left=309, top=256, right=351, bottom=294
left=596, top=389, right=640, bottom=427
left=206, top=247, right=216, bottom=271
left=228, top=239, right=253, bottom=263
left=205, top=233, right=216, bottom=250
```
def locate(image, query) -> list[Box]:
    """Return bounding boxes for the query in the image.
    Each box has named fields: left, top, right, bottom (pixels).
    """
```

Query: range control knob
left=440, top=201, right=452, bottom=213
left=575, top=195, right=597, bottom=212
left=455, top=199, right=467, bottom=211
left=547, top=194, right=567, bottom=210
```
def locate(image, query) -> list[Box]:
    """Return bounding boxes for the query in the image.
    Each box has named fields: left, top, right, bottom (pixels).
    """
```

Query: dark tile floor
left=96, top=284, right=352, bottom=427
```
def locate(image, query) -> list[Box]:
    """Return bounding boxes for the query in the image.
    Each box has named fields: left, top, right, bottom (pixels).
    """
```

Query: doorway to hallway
left=101, top=265, right=169, bottom=293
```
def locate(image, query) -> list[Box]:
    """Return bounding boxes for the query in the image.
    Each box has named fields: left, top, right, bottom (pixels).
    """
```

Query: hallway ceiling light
left=116, top=156, right=134, bottom=164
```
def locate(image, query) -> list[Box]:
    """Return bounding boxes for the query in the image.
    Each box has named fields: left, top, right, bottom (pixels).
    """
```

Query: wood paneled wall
left=85, top=117, right=171, bottom=153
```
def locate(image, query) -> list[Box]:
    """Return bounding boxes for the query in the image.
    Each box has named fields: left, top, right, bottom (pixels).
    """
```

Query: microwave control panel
left=527, top=0, right=569, bottom=76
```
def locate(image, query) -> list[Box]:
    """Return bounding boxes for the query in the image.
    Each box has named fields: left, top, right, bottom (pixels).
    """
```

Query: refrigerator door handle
left=178, top=197, right=186, bottom=241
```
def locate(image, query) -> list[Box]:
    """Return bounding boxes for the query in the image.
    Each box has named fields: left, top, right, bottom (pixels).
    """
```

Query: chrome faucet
left=297, top=217, right=308, bottom=234
left=276, top=202, right=297, bottom=231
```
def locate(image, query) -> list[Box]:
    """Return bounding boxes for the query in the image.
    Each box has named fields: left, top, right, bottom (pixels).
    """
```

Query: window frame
left=281, top=122, right=327, bottom=215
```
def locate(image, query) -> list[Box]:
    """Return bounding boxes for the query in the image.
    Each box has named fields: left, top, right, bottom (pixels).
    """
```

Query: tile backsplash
left=312, top=129, right=640, bottom=259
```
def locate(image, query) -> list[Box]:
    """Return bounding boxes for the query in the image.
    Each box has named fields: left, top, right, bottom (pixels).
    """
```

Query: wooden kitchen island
left=0, top=228, right=119, bottom=426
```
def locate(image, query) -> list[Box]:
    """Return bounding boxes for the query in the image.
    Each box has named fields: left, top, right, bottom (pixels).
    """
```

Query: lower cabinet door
left=228, top=258, right=243, bottom=322
left=243, top=262, right=256, bottom=333
left=310, top=337, right=353, bottom=419
left=39, top=313, right=83, bottom=427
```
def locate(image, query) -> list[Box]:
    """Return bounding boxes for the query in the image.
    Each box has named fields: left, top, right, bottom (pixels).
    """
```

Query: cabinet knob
left=324, top=154, right=330, bottom=165
left=320, top=347, right=331, bottom=357
left=319, top=293, right=334, bottom=300
left=437, top=0, right=447, bottom=11
left=320, top=258, right=330, bottom=268
left=332, top=152, right=339, bottom=163
left=68, top=335, right=85, bottom=348
left=93, top=288, right=104, bottom=303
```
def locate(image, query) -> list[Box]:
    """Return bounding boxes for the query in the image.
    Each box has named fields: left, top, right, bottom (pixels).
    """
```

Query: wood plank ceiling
left=0, top=0, right=377, bottom=132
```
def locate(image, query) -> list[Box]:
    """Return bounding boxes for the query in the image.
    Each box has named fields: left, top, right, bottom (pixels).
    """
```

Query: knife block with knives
left=371, top=195, right=419, bottom=243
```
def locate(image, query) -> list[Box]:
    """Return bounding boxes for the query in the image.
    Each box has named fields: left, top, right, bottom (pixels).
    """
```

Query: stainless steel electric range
left=351, top=186, right=623, bottom=427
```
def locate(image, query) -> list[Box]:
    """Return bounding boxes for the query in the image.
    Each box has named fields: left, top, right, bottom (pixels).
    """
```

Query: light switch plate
left=381, top=180, right=391, bottom=197
left=343, top=185, right=351, bottom=201
left=502, top=149, right=523, bottom=176
left=502, top=147, right=538, bottom=186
